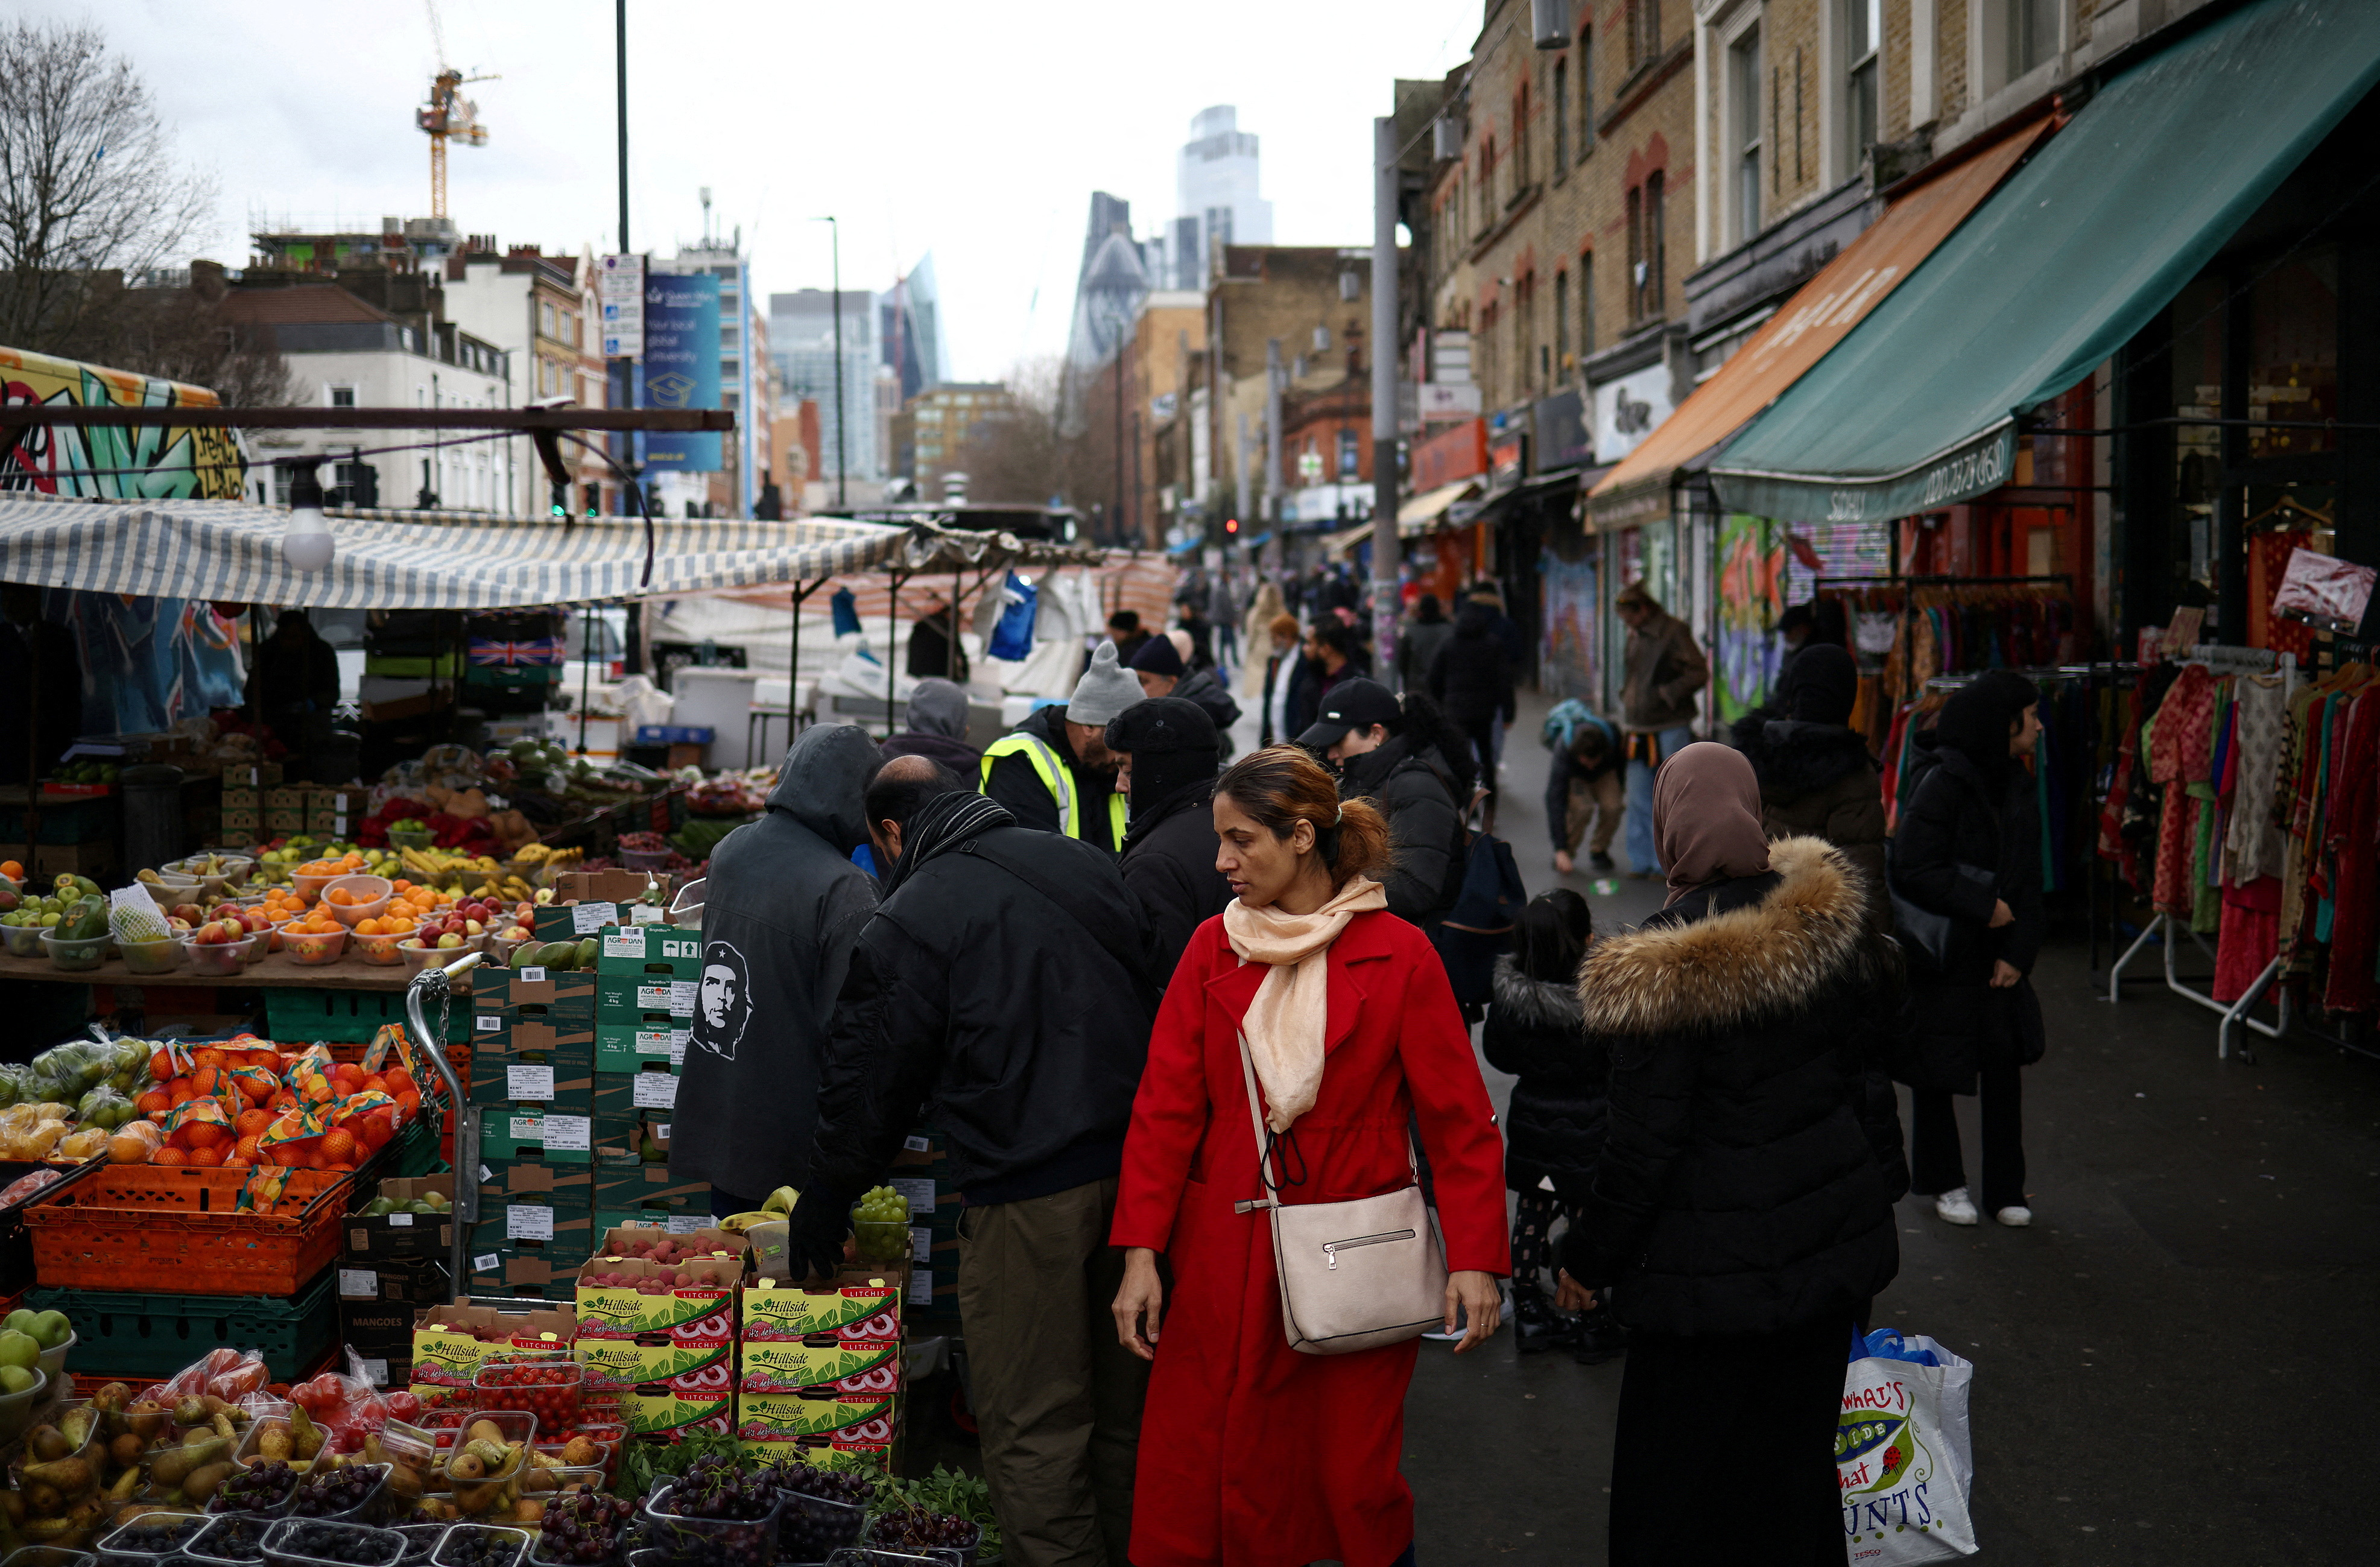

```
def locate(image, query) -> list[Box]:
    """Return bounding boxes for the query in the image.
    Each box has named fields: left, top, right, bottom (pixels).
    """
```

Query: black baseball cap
left=1296, top=677, right=1402, bottom=749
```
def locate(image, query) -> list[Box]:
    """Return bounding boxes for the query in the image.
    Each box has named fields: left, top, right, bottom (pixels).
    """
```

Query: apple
left=0, top=1331, right=37, bottom=1372
left=464, top=920, right=483, bottom=935
left=437, top=933, right=463, bottom=949
left=171, top=904, right=204, bottom=925
left=167, top=917, right=191, bottom=934
left=2, top=1310, right=33, bottom=1338
left=0, top=1366, right=36, bottom=1395
left=30, top=1311, right=69, bottom=1349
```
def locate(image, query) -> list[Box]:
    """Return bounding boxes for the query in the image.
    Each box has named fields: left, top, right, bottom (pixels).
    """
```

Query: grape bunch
left=658, top=1459, right=775, bottom=1522
left=864, top=1508, right=980, bottom=1556
left=215, top=1461, right=300, bottom=1515
left=197, top=1515, right=275, bottom=1563
left=850, top=1186, right=909, bottom=1224
left=532, top=1490, right=638, bottom=1566
left=293, top=1464, right=387, bottom=1519
left=391, top=1524, right=450, bottom=1567
left=269, top=1521, right=405, bottom=1566
left=767, top=1463, right=872, bottom=1561
left=432, top=1525, right=527, bottom=1567
left=107, top=1514, right=211, bottom=1556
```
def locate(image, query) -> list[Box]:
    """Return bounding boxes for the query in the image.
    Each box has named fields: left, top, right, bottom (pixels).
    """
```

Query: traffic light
left=1224, top=516, right=1239, bottom=537
left=583, top=484, right=601, bottom=517
left=549, top=481, right=569, bottom=519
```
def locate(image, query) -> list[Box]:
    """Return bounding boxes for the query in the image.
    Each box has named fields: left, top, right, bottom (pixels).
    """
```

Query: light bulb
left=282, top=466, right=335, bottom=572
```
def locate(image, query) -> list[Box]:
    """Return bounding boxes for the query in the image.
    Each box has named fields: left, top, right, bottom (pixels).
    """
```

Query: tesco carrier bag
left=1840, top=1329, right=1977, bottom=1565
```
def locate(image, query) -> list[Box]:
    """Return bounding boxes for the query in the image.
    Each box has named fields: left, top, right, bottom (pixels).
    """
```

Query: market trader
left=790, top=756, right=1157, bottom=1567
left=980, top=638, right=1141, bottom=854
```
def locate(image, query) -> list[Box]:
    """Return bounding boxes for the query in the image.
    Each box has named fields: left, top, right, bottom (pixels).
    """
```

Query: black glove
left=783, top=1189, right=849, bottom=1282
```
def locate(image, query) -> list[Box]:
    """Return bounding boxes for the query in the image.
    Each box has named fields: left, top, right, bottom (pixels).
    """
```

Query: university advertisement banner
left=641, top=272, right=722, bottom=473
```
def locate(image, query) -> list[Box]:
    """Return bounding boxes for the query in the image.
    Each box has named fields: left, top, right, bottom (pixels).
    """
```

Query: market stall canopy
left=1320, top=479, right=1482, bottom=556
left=1586, top=119, right=2048, bottom=520
left=0, top=493, right=916, bottom=608
left=1710, top=0, right=2380, bottom=524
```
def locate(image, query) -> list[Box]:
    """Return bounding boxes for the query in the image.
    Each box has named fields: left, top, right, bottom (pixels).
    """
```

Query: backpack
left=1430, top=790, right=1527, bottom=1008
left=1542, top=699, right=1597, bottom=752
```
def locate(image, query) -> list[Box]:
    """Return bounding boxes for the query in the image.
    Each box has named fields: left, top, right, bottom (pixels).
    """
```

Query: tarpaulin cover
left=1711, top=0, right=2380, bottom=522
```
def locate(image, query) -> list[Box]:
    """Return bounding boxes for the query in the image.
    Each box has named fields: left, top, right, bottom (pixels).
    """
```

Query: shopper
left=905, top=599, right=969, bottom=683
left=1890, top=669, right=2046, bottom=1229
left=673, top=723, right=882, bottom=1216
left=1545, top=707, right=1624, bottom=876
left=1256, top=613, right=1306, bottom=750
left=1729, top=643, right=1887, bottom=914
left=1394, top=593, right=1454, bottom=695
left=792, top=758, right=1157, bottom=1567
left=1109, top=744, right=1508, bottom=1567
left=1481, top=888, right=1624, bottom=1363
left=1557, top=742, right=1908, bottom=1566
left=1290, top=620, right=1367, bottom=735
left=1108, top=697, right=1230, bottom=984
left=1128, top=635, right=1242, bottom=756
left=1106, top=609, right=1153, bottom=665
left=1239, top=579, right=1285, bottom=697
left=981, top=639, right=1140, bottom=854
left=1300, top=678, right=1471, bottom=937
left=1428, top=597, right=1517, bottom=825
left=879, top=677, right=981, bottom=772
left=1615, top=581, right=1710, bottom=877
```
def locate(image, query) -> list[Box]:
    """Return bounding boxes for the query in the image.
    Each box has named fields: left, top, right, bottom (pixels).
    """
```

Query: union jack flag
left=468, top=637, right=566, bottom=668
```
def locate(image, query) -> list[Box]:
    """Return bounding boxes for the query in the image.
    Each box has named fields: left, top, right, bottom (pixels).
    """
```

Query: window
left=327, top=385, right=356, bottom=409
left=540, top=302, right=557, bottom=338
left=1514, top=83, right=1531, bottom=189
left=1646, top=172, right=1665, bottom=317
left=1732, top=27, right=1762, bottom=241
left=1552, top=59, right=1569, bottom=172
left=1626, top=186, right=1644, bottom=321
left=1337, top=429, right=1360, bottom=478
left=1580, top=251, right=1597, bottom=357
left=1520, top=274, right=1537, bottom=391
left=1555, top=268, right=1569, bottom=368
left=1628, top=0, right=1660, bottom=69
left=2008, top=0, right=2058, bottom=80
left=1579, top=28, right=1597, bottom=152
left=1846, top=0, right=1880, bottom=174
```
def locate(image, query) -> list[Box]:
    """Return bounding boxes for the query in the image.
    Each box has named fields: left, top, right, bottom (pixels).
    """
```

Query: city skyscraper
left=881, top=254, right=948, bottom=405
left=770, top=287, right=878, bottom=484
left=1176, top=106, right=1273, bottom=291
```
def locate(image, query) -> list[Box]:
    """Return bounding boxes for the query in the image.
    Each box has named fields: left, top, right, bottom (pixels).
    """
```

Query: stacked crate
left=887, top=1128, right=960, bottom=1323
left=735, top=1273, right=904, bottom=1470
left=337, top=1174, right=455, bottom=1384
left=592, top=923, right=700, bottom=1226
left=571, top=1225, right=743, bottom=1436
left=467, top=967, right=597, bottom=1298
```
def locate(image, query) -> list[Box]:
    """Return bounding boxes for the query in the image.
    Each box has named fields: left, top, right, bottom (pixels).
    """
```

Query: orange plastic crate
left=22, top=1167, right=352, bottom=1296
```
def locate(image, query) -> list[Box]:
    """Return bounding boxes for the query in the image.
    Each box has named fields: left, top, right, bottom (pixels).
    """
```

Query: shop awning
left=1587, top=120, right=2048, bottom=517
left=1711, top=0, right=2380, bottom=523
left=1399, top=479, right=1479, bottom=528
left=0, top=493, right=922, bottom=609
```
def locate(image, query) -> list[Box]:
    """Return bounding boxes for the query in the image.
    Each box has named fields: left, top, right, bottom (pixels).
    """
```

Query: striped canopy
left=0, top=493, right=922, bottom=609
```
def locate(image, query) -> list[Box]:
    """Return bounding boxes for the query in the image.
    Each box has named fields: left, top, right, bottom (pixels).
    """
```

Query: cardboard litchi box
left=735, top=1388, right=898, bottom=1441
left=574, top=1332, right=733, bottom=1391
left=738, top=1275, right=902, bottom=1341
left=410, top=1301, right=576, bottom=1388
left=574, top=1240, right=742, bottom=1341
left=737, top=1334, right=900, bottom=1394
left=622, top=1388, right=734, bottom=1438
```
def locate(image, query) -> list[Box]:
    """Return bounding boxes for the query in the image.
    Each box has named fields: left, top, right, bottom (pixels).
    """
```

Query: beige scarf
left=1221, top=875, right=1387, bottom=1132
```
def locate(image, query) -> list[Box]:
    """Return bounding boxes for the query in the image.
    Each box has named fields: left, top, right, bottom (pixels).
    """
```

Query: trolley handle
left=405, top=951, right=485, bottom=1299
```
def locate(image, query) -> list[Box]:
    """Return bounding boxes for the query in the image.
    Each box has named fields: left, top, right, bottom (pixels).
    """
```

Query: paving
left=1402, top=694, right=2380, bottom=1566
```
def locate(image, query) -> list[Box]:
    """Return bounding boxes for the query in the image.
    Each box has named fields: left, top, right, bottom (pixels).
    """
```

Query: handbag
left=1233, top=1031, right=1448, bottom=1356
left=1432, top=792, right=1528, bottom=1007
left=1887, top=772, right=1999, bottom=974
left=1840, top=1329, right=1978, bottom=1562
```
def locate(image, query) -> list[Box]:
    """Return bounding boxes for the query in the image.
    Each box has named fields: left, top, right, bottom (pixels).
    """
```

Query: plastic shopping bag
left=1841, top=1329, right=1977, bottom=1564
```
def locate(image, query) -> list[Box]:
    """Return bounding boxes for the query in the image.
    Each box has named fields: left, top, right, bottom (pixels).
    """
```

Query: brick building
left=1201, top=246, right=1377, bottom=534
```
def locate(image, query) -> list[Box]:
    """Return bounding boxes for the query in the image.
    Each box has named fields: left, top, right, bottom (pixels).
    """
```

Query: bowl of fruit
left=40, top=929, right=112, bottom=973
left=181, top=923, right=260, bottom=977
left=258, top=1518, right=405, bottom=1567
left=293, top=855, right=372, bottom=904
left=282, top=920, right=349, bottom=967
left=639, top=1461, right=782, bottom=1567
left=320, top=878, right=394, bottom=931
left=469, top=1361, right=583, bottom=1430
left=849, top=1185, right=913, bottom=1265
left=528, top=1490, right=637, bottom=1567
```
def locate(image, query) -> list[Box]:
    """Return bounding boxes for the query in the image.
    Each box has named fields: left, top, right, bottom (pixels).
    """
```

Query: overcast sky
left=39, top=1, right=1477, bottom=382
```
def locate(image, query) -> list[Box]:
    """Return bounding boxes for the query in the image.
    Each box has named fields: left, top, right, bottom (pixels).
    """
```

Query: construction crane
left=416, top=0, right=496, bottom=220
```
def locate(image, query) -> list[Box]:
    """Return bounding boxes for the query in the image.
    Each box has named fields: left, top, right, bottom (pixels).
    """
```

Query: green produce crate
left=30, top=1271, right=338, bottom=1382
left=265, top=989, right=469, bottom=1046
left=0, top=797, right=119, bottom=846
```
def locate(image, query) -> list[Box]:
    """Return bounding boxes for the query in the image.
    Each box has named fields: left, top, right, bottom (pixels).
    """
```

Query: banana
left=762, top=1185, right=798, bottom=1217
left=715, top=1211, right=776, bottom=1235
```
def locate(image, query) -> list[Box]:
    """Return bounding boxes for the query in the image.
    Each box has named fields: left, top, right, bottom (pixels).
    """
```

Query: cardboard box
left=596, top=924, right=701, bottom=980
left=732, top=1435, right=892, bottom=1473
left=618, top=1387, right=732, bottom=1437
left=221, top=763, right=284, bottom=789
left=478, top=1108, right=594, bottom=1164
left=737, top=1337, right=900, bottom=1393
left=734, top=1388, right=898, bottom=1439
left=595, top=974, right=695, bottom=1020
left=481, top=970, right=598, bottom=1020
left=593, top=1156, right=704, bottom=1217
left=554, top=869, right=672, bottom=906
left=470, top=1199, right=592, bottom=1264
left=264, top=786, right=308, bottom=812
left=265, top=808, right=304, bottom=835
left=337, top=1256, right=451, bottom=1307
left=478, top=1158, right=593, bottom=1206
left=409, top=1301, right=576, bottom=1388
left=467, top=1240, right=593, bottom=1297
left=573, top=1252, right=741, bottom=1340
left=221, top=787, right=260, bottom=812
left=739, top=1277, right=903, bottom=1341
left=468, top=1061, right=594, bottom=1116
left=221, top=808, right=261, bottom=838
left=594, top=1016, right=683, bottom=1071
left=344, top=1176, right=455, bottom=1261
left=593, top=1115, right=666, bottom=1165
left=593, top=1065, right=682, bottom=1121
left=340, top=1300, right=416, bottom=1385
left=574, top=1335, right=731, bottom=1391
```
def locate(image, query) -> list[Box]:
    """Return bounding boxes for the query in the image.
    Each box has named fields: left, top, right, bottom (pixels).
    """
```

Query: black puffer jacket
left=803, top=811, right=1157, bottom=1208
left=1336, top=735, right=1462, bottom=932
left=1119, top=779, right=1231, bottom=987
left=1170, top=667, right=1242, bottom=758
left=1480, top=955, right=1606, bottom=1201
left=1426, top=604, right=1516, bottom=730
left=1558, top=837, right=1909, bottom=1337
left=1887, top=730, right=2045, bottom=1094
left=1731, top=715, right=1888, bottom=917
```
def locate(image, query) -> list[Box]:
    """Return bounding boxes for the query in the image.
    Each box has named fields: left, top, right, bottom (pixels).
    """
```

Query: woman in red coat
left=1110, top=744, right=1510, bottom=1567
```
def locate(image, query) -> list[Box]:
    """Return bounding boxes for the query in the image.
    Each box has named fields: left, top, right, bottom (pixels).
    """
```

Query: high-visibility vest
left=981, top=732, right=1127, bottom=847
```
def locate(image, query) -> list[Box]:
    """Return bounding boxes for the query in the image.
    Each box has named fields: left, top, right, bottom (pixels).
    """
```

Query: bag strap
left=1229, top=1024, right=1422, bottom=1217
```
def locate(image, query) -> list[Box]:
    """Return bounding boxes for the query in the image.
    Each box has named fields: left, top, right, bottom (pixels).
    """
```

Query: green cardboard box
left=478, top=1108, right=595, bottom=1164
left=595, top=1015, right=684, bottom=1071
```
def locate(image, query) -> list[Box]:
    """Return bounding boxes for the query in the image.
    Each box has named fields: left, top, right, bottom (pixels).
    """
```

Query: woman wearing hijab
left=1888, top=669, right=2046, bottom=1229
left=1557, top=742, right=1908, bottom=1566
left=1109, top=744, right=1508, bottom=1567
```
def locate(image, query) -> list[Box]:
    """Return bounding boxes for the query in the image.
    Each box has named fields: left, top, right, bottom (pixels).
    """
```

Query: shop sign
left=1490, top=435, right=1527, bottom=489
left=1412, top=417, right=1489, bottom=490
left=1534, top=388, right=1591, bottom=472
left=1592, top=362, right=1673, bottom=463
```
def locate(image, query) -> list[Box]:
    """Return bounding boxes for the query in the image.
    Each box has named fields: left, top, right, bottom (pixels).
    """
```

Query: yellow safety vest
left=981, top=732, right=1128, bottom=847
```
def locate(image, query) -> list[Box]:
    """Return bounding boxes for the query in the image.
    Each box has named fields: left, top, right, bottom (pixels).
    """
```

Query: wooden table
left=0, top=947, right=474, bottom=991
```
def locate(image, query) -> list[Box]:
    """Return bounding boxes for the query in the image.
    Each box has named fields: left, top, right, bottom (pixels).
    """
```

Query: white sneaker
left=1995, top=1205, right=2033, bottom=1227
left=1933, top=1188, right=1980, bottom=1226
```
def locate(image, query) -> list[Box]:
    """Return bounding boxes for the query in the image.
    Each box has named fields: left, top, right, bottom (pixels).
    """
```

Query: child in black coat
left=1481, top=888, right=1624, bottom=1362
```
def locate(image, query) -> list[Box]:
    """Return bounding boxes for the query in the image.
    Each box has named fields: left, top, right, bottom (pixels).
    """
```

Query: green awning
left=1710, top=0, right=2380, bottom=524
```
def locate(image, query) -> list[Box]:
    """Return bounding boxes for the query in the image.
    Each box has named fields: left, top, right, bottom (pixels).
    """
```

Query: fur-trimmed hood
left=1577, top=835, right=1875, bottom=1036
left=1492, top=954, right=1585, bottom=1030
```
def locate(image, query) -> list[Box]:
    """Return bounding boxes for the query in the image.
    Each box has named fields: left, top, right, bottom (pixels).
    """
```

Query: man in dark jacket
left=1290, top=620, right=1367, bottom=736
left=980, top=640, right=1139, bottom=853
left=791, top=765, right=1155, bottom=1567
left=1428, top=600, right=1516, bottom=823
left=1729, top=644, right=1887, bottom=918
left=1545, top=709, right=1624, bottom=875
left=1302, top=677, right=1464, bottom=936
left=1105, top=609, right=1151, bottom=665
left=1107, top=697, right=1229, bottom=985
left=671, top=723, right=882, bottom=1215
left=879, top=677, right=980, bottom=772
left=1615, top=581, right=1710, bottom=877
left=1127, top=635, right=1241, bottom=758
left=905, top=601, right=969, bottom=683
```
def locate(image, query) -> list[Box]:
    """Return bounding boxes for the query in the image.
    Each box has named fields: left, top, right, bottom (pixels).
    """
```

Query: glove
left=783, top=1189, right=850, bottom=1282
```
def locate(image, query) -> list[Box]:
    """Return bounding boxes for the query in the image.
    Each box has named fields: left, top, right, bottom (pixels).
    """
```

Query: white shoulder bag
left=1233, top=1032, right=1449, bottom=1355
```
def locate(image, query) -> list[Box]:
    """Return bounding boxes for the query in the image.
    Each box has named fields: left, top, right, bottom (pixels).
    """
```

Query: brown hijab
left=1654, top=741, right=1771, bottom=905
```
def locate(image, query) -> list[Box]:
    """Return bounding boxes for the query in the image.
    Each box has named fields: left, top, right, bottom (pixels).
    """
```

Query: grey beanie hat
left=1067, top=639, right=1144, bottom=727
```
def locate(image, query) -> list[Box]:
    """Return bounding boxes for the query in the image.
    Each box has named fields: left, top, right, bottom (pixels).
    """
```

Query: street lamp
left=811, top=217, right=845, bottom=511
left=282, top=460, right=335, bottom=572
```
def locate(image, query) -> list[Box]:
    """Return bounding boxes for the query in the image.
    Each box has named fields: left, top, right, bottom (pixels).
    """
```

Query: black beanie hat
left=1787, top=644, right=1859, bottom=726
left=1935, top=669, right=2041, bottom=790
left=1128, top=634, right=1186, bottom=679
left=1106, top=697, right=1218, bottom=810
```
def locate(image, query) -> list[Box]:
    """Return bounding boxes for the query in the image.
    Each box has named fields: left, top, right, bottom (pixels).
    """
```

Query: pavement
left=1401, top=691, right=2380, bottom=1567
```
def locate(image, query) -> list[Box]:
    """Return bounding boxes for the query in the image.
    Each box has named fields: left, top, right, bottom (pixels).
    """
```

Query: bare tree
left=950, top=356, right=1115, bottom=519
left=0, top=17, right=215, bottom=354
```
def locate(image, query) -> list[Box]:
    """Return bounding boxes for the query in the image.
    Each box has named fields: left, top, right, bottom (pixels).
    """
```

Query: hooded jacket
left=1558, top=837, right=1908, bottom=1337
left=670, top=724, right=882, bottom=1200
left=1337, top=735, right=1463, bottom=932
left=1480, top=954, right=1606, bottom=1199
left=1426, top=603, right=1517, bottom=730
left=1119, top=777, right=1232, bottom=986
left=1730, top=714, right=1888, bottom=912
left=803, top=800, right=1158, bottom=1208
left=879, top=679, right=981, bottom=772
left=1169, top=666, right=1242, bottom=757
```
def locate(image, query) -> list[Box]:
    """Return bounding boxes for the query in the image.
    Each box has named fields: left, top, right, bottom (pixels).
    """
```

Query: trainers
left=1589, top=851, right=1616, bottom=872
left=1933, top=1188, right=1980, bottom=1226
left=1995, top=1205, right=2033, bottom=1227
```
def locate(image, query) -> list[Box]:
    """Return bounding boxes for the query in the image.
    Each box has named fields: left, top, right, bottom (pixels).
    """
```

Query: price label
left=654, top=1122, right=671, bottom=1144
left=542, top=1115, right=592, bottom=1151
left=475, top=1015, right=502, bottom=1034
left=572, top=902, right=618, bottom=934
left=604, top=929, right=648, bottom=960
left=339, top=1268, right=379, bottom=1299
left=902, top=1135, right=930, bottom=1154
left=474, top=1252, right=501, bottom=1273
left=632, top=1072, right=679, bottom=1110
left=665, top=1215, right=706, bottom=1235
left=507, top=1065, right=555, bottom=1101
left=890, top=1177, right=935, bottom=1215
left=630, top=905, right=665, bottom=925
left=479, top=1163, right=495, bottom=1184
left=507, top=1205, right=555, bottom=1241
left=358, top=1357, right=389, bottom=1387
left=508, top=1116, right=542, bottom=1141
left=669, top=1028, right=689, bottom=1067
left=387, top=1212, right=414, bottom=1227
left=634, top=1030, right=674, bottom=1058
left=636, top=984, right=681, bottom=1012
left=908, top=1227, right=930, bottom=1264
left=521, top=967, right=547, bottom=983
left=910, top=1267, right=932, bottom=1300
left=669, top=980, right=698, bottom=1014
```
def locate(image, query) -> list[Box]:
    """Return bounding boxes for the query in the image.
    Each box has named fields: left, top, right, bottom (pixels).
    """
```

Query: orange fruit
left=186, top=1145, right=223, bottom=1168
left=235, top=1134, right=262, bottom=1162
left=324, top=1162, right=356, bottom=1174
left=168, top=1085, right=195, bottom=1107
left=192, top=1065, right=220, bottom=1097
left=150, top=1050, right=174, bottom=1081
left=235, top=1108, right=270, bottom=1138
left=355, top=919, right=380, bottom=935
left=136, top=1089, right=171, bottom=1116
left=270, top=1094, right=298, bottom=1112
left=320, top=1129, right=356, bottom=1163
left=220, top=1156, right=249, bottom=1171
left=394, top=1090, right=422, bottom=1121
left=385, top=1068, right=417, bottom=1095
left=185, top=1123, right=226, bottom=1150
left=195, top=1048, right=228, bottom=1069
left=152, top=1147, right=188, bottom=1167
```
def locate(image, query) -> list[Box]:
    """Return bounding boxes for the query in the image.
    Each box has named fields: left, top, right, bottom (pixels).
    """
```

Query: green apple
left=2, top=1309, right=34, bottom=1338
left=30, top=1311, right=69, bottom=1349
left=0, top=1364, right=37, bottom=1394
left=0, top=1331, right=38, bottom=1371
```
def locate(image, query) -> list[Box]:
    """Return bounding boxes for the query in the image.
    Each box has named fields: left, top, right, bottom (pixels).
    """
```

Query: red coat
left=1110, top=908, right=1510, bottom=1567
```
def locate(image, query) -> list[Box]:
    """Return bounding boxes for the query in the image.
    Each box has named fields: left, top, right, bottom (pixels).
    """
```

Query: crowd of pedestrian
left=665, top=571, right=2048, bottom=1567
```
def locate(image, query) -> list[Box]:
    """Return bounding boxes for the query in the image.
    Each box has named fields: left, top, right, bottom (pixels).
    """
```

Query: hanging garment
left=2212, top=877, right=2283, bottom=1004
left=2321, top=692, right=2380, bottom=1013
left=2150, top=665, right=2217, bottom=916
left=2223, top=673, right=2290, bottom=884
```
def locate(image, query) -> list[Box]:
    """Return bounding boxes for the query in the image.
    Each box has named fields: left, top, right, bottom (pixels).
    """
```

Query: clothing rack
left=1819, top=574, right=2077, bottom=706
left=2103, top=647, right=2299, bottom=1061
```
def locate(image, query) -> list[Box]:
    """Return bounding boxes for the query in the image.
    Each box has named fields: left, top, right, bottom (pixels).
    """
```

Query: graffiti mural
left=1540, top=549, right=1600, bottom=705
left=1715, top=514, right=1786, bottom=722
